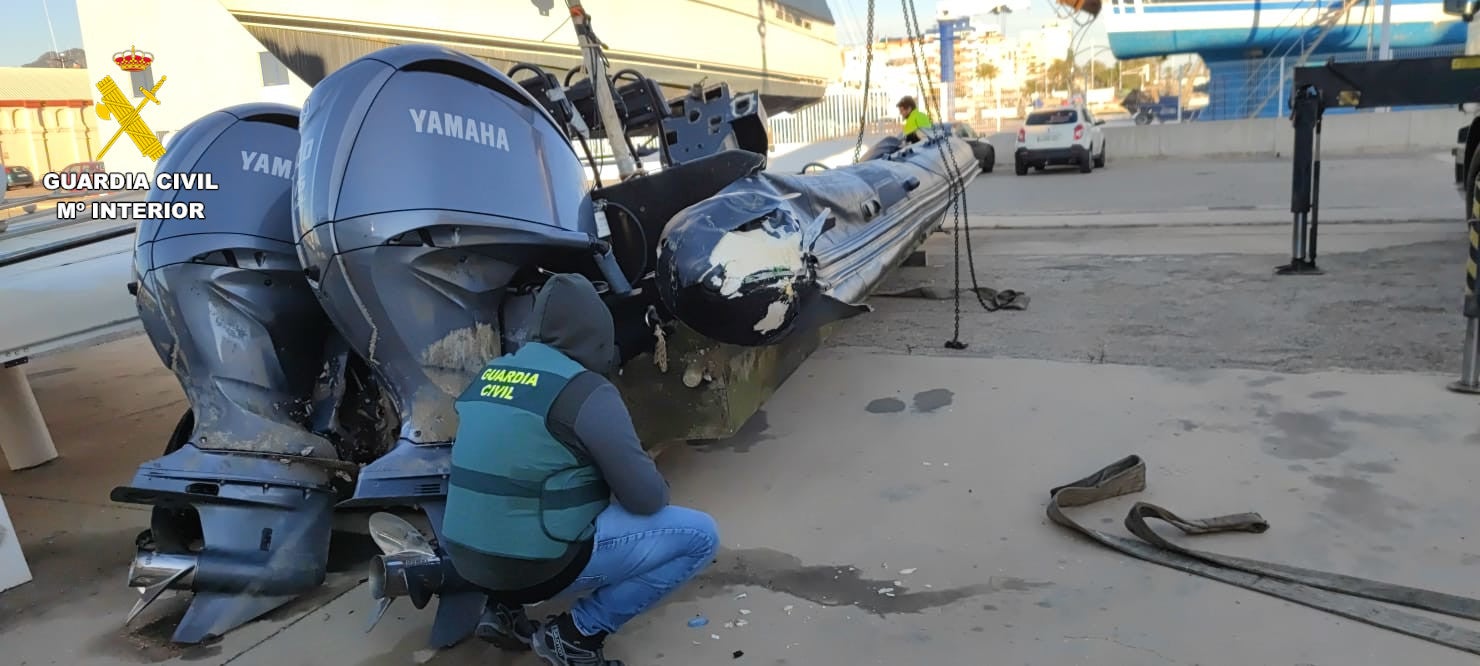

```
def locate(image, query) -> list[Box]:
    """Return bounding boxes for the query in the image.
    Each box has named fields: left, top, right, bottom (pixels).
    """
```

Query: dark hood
left=529, top=273, right=617, bottom=374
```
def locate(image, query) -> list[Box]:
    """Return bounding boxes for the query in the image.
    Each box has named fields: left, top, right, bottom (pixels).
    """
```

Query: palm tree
left=976, top=62, right=1000, bottom=96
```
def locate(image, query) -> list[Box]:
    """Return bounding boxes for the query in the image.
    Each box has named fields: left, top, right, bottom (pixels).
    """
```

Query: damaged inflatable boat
left=110, top=0, right=978, bottom=647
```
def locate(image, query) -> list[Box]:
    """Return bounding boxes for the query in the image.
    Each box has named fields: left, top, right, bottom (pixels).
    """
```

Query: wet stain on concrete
left=1287, top=464, right=1308, bottom=472
left=1348, top=461, right=1395, bottom=474
left=1467, top=432, right=1480, bottom=446
left=1308, top=390, right=1346, bottom=399
left=912, top=389, right=954, bottom=413
left=686, top=548, right=996, bottom=616
left=1262, top=411, right=1351, bottom=460
left=1176, top=419, right=1199, bottom=432
left=972, top=626, right=986, bottom=632
left=1372, top=545, right=1395, bottom=553
left=1246, top=375, right=1284, bottom=388
left=1248, top=391, right=1281, bottom=403
left=1462, top=553, right=1480, bottom=566
left=696, top=410, right=774, bottom=453
left=880, top=484, right=923, bottom=502
left=866, top=397, right=907, bottom=414
left=1035, top=600, right=1053, bottom=608
left=1332, top=409, right=1433, bottom=429
left=1309, top=475, right=1415, bottom=531
left=982, top=605, right=998, bottom=611
left=989, top=576, right=1054, bottom=592
left=1038, top=264, right=1105, bottom=273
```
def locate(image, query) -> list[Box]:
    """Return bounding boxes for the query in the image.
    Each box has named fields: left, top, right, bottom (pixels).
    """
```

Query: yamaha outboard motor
left=112, top=103, right=349, bottom=644
left=294, top=44, right=629, bottom=647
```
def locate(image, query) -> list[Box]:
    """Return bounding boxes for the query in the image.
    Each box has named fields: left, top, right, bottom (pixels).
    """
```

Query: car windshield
left=1026, top=110, right=1077, bottom=125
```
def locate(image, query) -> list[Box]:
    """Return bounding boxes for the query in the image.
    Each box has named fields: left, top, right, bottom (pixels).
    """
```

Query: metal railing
left=767, top=90, right=903, bottom=145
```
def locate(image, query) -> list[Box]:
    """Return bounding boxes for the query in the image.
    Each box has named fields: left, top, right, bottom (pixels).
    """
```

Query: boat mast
left=564, top=0, right=641, bottom=180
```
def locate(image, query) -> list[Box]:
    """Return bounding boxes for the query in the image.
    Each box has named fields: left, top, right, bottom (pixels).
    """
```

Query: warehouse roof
left=0, top=67, right=92, bottom=102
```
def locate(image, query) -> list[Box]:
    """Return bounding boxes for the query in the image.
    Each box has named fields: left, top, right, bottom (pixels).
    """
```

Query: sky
left=829, top=0, right=1110, bottom=53
left=1, top=0, right=83, bottom=67
left=0, top=0, right=1110, bottom=68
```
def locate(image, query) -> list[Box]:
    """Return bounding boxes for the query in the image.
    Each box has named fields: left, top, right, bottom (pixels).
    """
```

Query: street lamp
left=1070, top=44, right=1115, bottom=99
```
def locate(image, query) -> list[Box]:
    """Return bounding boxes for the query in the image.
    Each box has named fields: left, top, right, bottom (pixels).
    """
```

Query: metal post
left=1375, top=0, right=1394, bottom=113
left=566, top=0, right=639, bottom=180
left=1279, top=85, right=1324, bottom=275
left=939, top=17, right=959, bottom=123
left=1377, top=0, right=1393, bottom=61
left=996, top=85, right=1002, bottom=132
left=1309, top=111, right=1322, bottom=266
left=1449, top=218, right=1480, bottom=393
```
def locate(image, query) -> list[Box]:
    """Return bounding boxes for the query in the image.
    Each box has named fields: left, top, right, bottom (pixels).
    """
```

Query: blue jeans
left=551, top=503, right=719, bottom=636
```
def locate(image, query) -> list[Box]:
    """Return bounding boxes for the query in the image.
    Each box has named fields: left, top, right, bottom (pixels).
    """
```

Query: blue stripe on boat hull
left=1108, top=21, right=1466, bottom=60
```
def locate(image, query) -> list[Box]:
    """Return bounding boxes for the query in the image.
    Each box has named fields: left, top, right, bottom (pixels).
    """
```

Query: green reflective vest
left=442, top=342, right=611, bottom=562
left=903, top=109, right=934, bottom=138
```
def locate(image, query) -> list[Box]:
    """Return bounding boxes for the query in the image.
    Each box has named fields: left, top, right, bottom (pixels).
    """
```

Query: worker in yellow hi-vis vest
left=897, top=95, right=934, bottom=144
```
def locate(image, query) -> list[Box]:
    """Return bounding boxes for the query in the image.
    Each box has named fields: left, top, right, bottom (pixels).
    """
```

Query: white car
left=1014, top=105, right=1107, bottom=175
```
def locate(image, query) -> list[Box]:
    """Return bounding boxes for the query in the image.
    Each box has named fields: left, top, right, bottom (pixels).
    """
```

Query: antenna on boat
left=563, top=0, right=643, bottom=180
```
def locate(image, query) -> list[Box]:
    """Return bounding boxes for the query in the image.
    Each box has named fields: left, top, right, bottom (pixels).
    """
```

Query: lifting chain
left=900, top=0, right=1003, bottom=350
left=851, top=0, right=877, bottom=164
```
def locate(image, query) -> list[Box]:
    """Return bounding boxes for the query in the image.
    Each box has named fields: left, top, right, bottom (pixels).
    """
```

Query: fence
left=767, top=90, right=903, bottom=145
left=1202, top=44, right=1466, bottom=121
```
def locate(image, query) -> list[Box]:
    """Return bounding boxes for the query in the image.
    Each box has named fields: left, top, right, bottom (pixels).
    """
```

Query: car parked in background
left=1014, top=105, right=1107, bottom=175
left=53, top=161, right=107, bottom=191
left=934, top=122, right=995, bottom=173
left=5, top=165, right=35, bottom=190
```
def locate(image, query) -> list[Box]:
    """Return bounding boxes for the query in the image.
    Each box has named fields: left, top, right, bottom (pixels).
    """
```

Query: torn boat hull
left=655, top=135, right=979, bottom=346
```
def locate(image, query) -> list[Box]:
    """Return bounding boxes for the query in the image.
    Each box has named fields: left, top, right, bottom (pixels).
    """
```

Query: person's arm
left=567, top=379, right=670, bottom=514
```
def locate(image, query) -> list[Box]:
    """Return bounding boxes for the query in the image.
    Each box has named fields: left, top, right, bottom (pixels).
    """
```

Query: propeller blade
left=367, top=512, right=434, bottom=556
left=365, top=596, right=395, bottom=633
left=125, top=563, right=195, bottom=625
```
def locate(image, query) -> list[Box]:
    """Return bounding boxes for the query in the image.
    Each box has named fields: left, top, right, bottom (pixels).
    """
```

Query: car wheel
left=1094, top=141, right=1107, bottom=169
left=1078, top=151, right=1092, bottom=173
left=980, top=157, right=994, bottom=174
left=1014, top=158, right=1028, bottom=176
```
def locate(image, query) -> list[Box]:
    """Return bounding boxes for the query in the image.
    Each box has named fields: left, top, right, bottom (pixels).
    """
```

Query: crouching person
left=441, top=273, right=721, bottom=666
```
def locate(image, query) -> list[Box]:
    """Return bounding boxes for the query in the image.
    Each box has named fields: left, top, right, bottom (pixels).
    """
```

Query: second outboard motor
left=111, top=103, right=351, bottom=643
left=294, top=44, right=620, bottom=647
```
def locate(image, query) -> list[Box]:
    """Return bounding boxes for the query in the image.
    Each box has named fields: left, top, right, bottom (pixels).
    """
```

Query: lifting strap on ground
left=1047, top=455, right=1480, bottom=656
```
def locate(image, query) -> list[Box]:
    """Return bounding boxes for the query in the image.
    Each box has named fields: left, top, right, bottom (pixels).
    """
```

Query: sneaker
left=474, top=602, right=537, bottom=651
left=531, top=612, right=624, bottom=666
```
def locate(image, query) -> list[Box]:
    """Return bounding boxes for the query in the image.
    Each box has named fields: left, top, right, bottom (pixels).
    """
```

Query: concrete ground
left=3, top=152, right=1479, bottom=666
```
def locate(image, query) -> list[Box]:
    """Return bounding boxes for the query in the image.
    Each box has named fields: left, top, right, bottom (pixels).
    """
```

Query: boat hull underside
left=241, top=23, right=825, bottom=114
left=1109, top=22, right=1466, bottom=60
left=1103, top=0, right=1465, bottom=60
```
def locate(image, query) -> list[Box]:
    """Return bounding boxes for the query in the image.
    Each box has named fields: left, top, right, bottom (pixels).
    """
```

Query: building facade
left=0, top=68, right=104, bottom=177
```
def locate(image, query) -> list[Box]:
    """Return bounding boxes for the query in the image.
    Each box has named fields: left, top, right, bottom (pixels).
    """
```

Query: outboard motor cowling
left=111, top=103, right=345, bottom=644
left=296, top=44, right=597, bottom=452
left=295, top=44, right=610, bottom=647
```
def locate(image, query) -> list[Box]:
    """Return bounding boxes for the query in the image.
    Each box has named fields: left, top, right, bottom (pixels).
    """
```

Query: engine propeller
left=364, top=512, right=443, bottom=632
